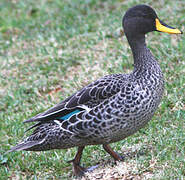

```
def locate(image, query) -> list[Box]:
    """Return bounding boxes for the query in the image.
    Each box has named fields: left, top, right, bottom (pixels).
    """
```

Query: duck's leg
left=68, top=146, right=86, bottom=176
left=68, top=146, right=99, bottom=176
left=103, top=144, right=124, bottom=161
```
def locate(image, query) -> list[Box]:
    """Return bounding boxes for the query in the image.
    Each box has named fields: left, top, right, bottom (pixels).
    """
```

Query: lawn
left=0, top=0, right=184, bottom=179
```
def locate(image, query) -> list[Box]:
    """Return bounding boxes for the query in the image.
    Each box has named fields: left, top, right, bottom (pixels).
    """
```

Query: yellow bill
left=155, top=18, right=182, bottom=34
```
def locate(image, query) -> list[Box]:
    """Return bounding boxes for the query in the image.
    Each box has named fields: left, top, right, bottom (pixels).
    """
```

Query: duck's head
left=122, top=5, right=182, bottom=38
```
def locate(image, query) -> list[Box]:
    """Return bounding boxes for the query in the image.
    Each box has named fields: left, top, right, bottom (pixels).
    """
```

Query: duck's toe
left=72, top=163, right=86, bottom=177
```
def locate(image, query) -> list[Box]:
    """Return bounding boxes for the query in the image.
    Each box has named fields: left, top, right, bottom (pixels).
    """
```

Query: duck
left=8, top=4, right=182, bottom=176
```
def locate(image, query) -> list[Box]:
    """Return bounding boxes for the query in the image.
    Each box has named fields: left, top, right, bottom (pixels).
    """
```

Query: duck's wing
left=24, top=74, right=127, bottom=124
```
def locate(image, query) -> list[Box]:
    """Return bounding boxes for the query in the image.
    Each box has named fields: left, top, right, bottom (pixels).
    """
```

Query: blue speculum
left=59, top=109, right=81, bottom=120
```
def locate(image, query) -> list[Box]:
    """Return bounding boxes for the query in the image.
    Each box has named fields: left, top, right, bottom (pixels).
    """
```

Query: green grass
left=0, top=0, right=184, bottom=179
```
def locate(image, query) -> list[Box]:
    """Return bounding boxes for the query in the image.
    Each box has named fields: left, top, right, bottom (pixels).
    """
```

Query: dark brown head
left=122, top=5, right=182, bottom=38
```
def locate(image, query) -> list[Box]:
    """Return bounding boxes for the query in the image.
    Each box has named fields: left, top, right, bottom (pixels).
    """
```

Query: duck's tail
left=7, top=139, right=44, bottom=153
left=8, top=118, right=74, bottom=153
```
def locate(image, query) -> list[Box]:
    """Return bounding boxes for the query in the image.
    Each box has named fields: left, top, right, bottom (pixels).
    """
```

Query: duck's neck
left=127, top=34, right=158, bottom=71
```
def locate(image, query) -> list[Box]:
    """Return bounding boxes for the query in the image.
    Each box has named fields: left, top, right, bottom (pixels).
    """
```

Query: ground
left=0, top=0, right=184, bottom=179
